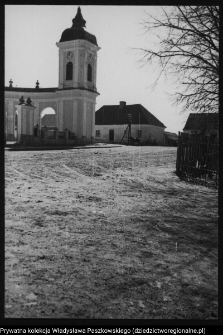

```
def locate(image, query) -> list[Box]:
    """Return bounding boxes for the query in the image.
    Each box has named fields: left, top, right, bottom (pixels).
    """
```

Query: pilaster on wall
left=58, top=100, right=64, bottom=131
left=63, top=100, right=73, bottom=131
left=33, top=101, right=39, bottom=126
left=83, top=51, right=87, bottom=87
left=92, top=102, right=96, bottom=138
left=93, top=54, right=98, bottom=91
left=22, top=109, right=26, bottom=135
left=55, top=101, right=59, bottom=129
left=82, top=100, right=87, bottom=137
left=58, top=51, right=64, bottom=89
left=73, top=50, right=79, bottom=86
left=7, top=101, right=14, bottom=139
left=54, top=111, right=58, bottom=130
left=85, top=101, right=92, bottom=138
left=79, top=50, right=84, bottom=85
left=72, top=100, right=78, bottom=134
left=28, top=108, right=34, bottom=136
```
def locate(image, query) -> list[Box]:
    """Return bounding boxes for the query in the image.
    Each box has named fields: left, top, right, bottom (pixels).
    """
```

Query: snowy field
left=5, top=145, right=218, bottom=319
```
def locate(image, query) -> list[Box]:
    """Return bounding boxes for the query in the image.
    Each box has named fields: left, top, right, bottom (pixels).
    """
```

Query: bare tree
left=139, top=6, right=219, bottom=114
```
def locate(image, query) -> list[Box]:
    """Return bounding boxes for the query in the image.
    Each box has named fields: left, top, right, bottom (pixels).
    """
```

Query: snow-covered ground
left=5, top=145, right=218, bottom=318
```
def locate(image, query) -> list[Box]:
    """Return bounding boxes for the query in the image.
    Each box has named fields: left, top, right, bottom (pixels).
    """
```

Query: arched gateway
left=4, top=7, right=100, bottom=145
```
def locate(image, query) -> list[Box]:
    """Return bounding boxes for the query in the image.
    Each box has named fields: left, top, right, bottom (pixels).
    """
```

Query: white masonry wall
left=95, top=124, right=165, bottom=145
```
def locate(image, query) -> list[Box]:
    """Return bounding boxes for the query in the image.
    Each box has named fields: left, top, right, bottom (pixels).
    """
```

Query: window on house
left=137, top=130, right=142, bottom=138
left=66, top=62, right=73, bottom=80
left=87, top=64, right=92, bottom=82
left=96, top=130, right=100, bottom=137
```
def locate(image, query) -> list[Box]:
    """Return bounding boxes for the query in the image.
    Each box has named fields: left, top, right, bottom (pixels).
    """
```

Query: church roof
left=5, top=86, right=99, bottom=94
left=59, top=7, right=98, bottom=45
left=95, top=104, right=166, bottom=128
left=5, top=87, right=57, bottom=93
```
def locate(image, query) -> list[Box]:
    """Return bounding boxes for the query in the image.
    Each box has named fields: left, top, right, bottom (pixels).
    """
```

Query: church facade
left=5, top=7, right=100, bottom=144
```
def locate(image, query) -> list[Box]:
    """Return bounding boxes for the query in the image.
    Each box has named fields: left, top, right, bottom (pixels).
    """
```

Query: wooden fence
left=58, top=131, right=66, bottom=139
left=176, top=132, right=218, bottom=182
left=38, top=129, right=77, bottom=140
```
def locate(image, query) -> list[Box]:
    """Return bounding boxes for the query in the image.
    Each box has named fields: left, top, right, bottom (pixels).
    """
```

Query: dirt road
left=5, top=145, right=218, bottom=319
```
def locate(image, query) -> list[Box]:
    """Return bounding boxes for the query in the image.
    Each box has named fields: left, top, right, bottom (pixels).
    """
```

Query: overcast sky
left=5, top=5, right=191, bottom=133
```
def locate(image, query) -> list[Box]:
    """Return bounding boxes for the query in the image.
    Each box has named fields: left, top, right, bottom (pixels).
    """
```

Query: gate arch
left=40, top=107, right=56, bottom=129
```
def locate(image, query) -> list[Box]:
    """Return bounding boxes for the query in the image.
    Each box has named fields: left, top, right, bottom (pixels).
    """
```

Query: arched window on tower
left=87, top=64, right=92, bottom=82
left=66, top=62, right=73, bottom=80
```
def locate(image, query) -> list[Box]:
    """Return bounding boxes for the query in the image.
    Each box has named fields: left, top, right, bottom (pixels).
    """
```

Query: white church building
left=5, top=7, right=100, bottom=145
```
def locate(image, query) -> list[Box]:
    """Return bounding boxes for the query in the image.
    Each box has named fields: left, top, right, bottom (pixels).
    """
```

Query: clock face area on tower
left=67, top=51, right=73, bottom=60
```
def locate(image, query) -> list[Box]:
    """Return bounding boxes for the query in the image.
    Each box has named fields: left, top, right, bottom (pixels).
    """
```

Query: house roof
left=95, top=104, right=166, bottom=128
left=165, top=132, right=178, bottom=140
left=41, top=114, right=56, bottom=127
left=183, top=113, right=219, bottom=131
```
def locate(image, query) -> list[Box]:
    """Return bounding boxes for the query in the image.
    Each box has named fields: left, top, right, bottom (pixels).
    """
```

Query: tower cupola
left=59, top=7, right=97, bottom=45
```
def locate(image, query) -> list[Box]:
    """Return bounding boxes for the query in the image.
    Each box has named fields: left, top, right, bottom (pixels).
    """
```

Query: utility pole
left=127, top=114, right=132, bottom=145
left=121, top=114, right=132, bottom=145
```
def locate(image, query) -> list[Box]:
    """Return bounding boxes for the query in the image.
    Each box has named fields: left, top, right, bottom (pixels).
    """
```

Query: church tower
left=56, top=7, right=100, bottom=143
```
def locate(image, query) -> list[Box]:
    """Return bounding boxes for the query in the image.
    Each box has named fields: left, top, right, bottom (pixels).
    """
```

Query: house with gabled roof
left=41, top=114, right=57, bottom=128
left=95, top=101, right=166, bottom=145
left=183, top=113, right=219, bottom=138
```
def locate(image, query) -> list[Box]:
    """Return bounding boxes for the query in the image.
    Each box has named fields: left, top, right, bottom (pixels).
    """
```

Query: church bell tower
left=56, top=7, right=100, bottom=143
left=56, top=7, right=100, bottom=91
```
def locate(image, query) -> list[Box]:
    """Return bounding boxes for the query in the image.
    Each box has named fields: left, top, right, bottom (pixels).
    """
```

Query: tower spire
left=72, top=6, right=86, bottom=28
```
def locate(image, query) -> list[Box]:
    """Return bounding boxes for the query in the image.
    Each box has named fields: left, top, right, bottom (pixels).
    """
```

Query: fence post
left=64, top=128, right=69, bottom=140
